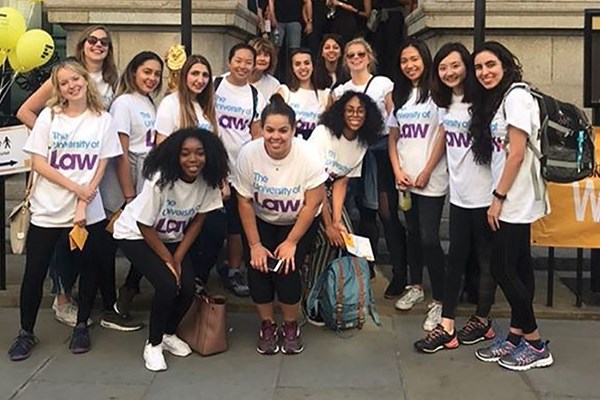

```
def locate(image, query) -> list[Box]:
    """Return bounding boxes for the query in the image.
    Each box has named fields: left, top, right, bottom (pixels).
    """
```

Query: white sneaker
left=52, top=297, right=78, bottom=327
left=394, top=286, right=425, bottom=311
left=162, top=334, right=192, bottom=357
left=422, top=302, right=442, bottom=332
left=143, top=341, right=167, bottom=372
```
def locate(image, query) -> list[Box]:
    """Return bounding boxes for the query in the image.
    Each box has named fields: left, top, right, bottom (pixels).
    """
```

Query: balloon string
left=0, top=72, right=19, bottom=106
left=26, top=3, right=36, bottom=27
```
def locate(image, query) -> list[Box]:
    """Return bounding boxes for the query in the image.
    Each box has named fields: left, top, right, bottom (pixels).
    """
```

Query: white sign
left=0, top=125, right=30, bottom=176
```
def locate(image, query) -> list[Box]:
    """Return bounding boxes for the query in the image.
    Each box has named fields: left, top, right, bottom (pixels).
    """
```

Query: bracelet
left=492, top=190, right=507, bottom=201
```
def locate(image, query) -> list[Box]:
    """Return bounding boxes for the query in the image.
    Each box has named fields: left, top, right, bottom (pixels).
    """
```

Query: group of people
left=8, top=22, right=554, bottom=373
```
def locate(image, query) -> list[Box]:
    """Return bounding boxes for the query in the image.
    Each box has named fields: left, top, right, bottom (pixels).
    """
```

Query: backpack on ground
left=305, top=255, right=380, bottom=331
left=504, top=83, right=595, bottom=183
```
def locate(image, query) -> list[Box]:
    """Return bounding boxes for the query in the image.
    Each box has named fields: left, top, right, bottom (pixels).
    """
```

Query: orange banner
left=531, top=128, right=600, bottom=248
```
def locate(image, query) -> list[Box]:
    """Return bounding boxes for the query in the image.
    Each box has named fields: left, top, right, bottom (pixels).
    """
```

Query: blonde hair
left=177, top=55, right=217, bottom=134
left=344, top=37, right=377, bottom=74
left=75, top=25, right=118, bottom=90
left=47, top=60, right=105, bottom=115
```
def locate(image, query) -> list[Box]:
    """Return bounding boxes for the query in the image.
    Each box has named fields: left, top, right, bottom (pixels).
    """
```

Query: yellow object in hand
left=69, top=225, right=89, bottom=251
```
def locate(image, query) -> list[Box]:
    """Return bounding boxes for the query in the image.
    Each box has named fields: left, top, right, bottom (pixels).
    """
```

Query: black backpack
left=504, top=83, right=595, bottom=184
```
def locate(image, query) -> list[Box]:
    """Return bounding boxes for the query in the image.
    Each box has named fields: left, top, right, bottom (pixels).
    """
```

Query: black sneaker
left=414, top=325, right=459, bottom=354
left=8, top=330, right=38, bottom=361
left=457, top=316, right=496, bottom=345
left=222, top=270, right=250, bottom=297
left=114, top=286, right=137, bottom=318
left=100, top=310, right=143, bottom=332
left=69, top=324, right=91, bottom=354
left=384, top=276, right=406, bottom=299
left=257, top=320, right=279, bottom=355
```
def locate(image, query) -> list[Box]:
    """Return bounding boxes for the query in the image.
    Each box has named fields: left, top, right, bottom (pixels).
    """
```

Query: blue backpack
left=306, top=255, right=381, bottom=331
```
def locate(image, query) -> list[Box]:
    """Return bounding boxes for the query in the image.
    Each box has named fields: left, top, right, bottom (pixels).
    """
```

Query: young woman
left=305, top=91, right=381, bottom=311
left=277, top=48, right=330, bottom=139
left=16, top=25, right=119, bottom=326
left=248, top=37, right=281, bottom=100
left=98, top=51, right=164, bottom=329
left=413, top=43, right=496, bottom=353
left=215, top=43, right=267, bottom=298
left=8, top=60, right=122, bottom=361
left=388, top=38, right=447, bottom=331
left=118, top=55, right=227, bottom=313
left=232, top=94, right=327, bottom=355
left=470, top=42, right=553, bottom=370
left=333, top=37, right=408, bottom=298
left=113, top=128, right=228, bottom=371
left=314, top=34, right=349, bottom=90
left=155, top=55, right=217, bottom=143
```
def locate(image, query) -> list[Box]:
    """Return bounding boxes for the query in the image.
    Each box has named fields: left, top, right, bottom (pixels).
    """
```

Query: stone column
left=406, top=0, right=597, bottom=107
left=42, top=0, right=258, bottom=75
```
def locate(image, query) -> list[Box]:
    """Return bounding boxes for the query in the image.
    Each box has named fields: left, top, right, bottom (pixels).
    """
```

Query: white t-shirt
left=443, top=94, right=493, bottom=208
left=232, top=138, right=328, bottom=226
left=110, top=92, right=156, bottom=154
left=307, top=124, right=367, bottom=180
left=23, top=108, right=122, bottom=227
left=113, top=173, right=223, bottom=243
left=279, top=85, right=329, bottom=138
left=155, top=92, right=213, bottom=136
left=387, top=88, right=448, bottom=197
left=252, top=73, right=280, bottom=100
left=490, top=83, right=546, bottom=224
left=215, top=76, right=267, bottom=170
left=89, top=71, right=114, bottom=108
left=333, top=75, right=393, bottom=135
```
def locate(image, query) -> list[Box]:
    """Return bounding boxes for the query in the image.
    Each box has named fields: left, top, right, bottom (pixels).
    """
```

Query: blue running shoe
left=475, top=337, right=520, bottom=363
left=498, top=340, right=554, bottom=371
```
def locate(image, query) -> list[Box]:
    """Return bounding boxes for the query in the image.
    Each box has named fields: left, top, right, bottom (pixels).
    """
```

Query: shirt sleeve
left=23, top=108, right=52, bottom=157
left=302, top=144, right=328, bottom=190
left=231, top=145, right=254, bottom=199
left=109, top=96, right=132, bottom=136
left=154, top=95, right=178, bottom=136
left=381, top=76, right=394, bottom=96
left=306, top=125, right=329, bottom=164
left=504, top=87, right=536, bottom=137
left=131, top=178, right=164, bottom=227
left=197, top=184, right=224, bottom=214
left=386, top=112, right=399, bottom=129
left=99, top=113, right=123, bottom=159
left=254, top=90, right=267, bottom=122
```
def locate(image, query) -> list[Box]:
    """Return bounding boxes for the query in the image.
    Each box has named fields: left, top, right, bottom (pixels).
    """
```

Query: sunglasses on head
left=86, top=35, right=110, bottom=47
left=346, top=51, right=367, bottom=59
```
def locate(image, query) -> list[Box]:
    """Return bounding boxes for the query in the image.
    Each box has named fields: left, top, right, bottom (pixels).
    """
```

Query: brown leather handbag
left=177, top=294, right=227, bottom=356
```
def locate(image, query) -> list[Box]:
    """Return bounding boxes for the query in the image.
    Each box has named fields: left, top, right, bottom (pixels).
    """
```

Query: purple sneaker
left=498, top=340, right=554, bottom=371
left=256, top=320, right=279, bottom=355
left=280, top=321, right=304, bottom=355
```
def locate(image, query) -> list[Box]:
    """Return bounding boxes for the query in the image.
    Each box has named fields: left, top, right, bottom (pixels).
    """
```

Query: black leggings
left=121, top=209, right=227, bottom=290
left=490, top=222, right=537, bottom=334
left=244, top=218, right=320, bottom=305
left=358, top=149, right=408, bottom=284
left=442, top=205, right=496, bottom=319
left=116, top=240, right=195, bottom=346
left=20, top=221, right=108, bottom=333
left=403, top=193, right=446, bottom=301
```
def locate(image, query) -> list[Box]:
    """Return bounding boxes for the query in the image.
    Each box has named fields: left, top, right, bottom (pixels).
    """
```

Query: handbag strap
left=24, top=171, right=36, bottom=203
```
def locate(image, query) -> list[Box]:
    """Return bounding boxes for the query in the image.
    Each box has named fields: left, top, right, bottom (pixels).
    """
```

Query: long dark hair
left=470, top=41, right=523, bottom=165
left=287, top=48, right=318, bottom=94
left=392, top=38, right=432, bottom=114
left=143, top=128, right=228, bottom=190
left=430, top=42, right=476, bottom=108
left=314, top=34, right=349, bottom=90
left=318, top=91, right=381, bottom=147
left=115, top=51, right=163, bottom=98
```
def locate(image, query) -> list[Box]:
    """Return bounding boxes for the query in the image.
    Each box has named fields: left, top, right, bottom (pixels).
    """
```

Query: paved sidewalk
left=1, top=308, right=599, bottom=400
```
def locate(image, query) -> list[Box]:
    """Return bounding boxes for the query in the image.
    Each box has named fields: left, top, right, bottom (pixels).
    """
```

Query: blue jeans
left=273, top=21, right=302, bottom=49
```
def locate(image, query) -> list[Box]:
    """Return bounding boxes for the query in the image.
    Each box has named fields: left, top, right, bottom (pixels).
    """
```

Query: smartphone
left=267, top=257, right=283, bottom=273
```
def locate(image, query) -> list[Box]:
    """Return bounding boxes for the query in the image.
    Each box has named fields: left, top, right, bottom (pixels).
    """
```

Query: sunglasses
left=86, top=35, right=110, bottom=47
left=346, top=51, right=367, bottom=59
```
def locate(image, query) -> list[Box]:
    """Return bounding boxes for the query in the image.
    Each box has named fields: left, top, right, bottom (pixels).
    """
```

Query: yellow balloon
left=0, top=50, right=6, bottom=67
left=15, top=29, right=55, bottom=71
left=0, top=7, right=27, bottom=51
left=7, top=49, right=32, bottom=73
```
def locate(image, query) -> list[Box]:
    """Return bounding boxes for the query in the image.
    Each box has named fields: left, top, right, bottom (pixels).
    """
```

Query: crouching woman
left=232, top=95, right=327, bottom=355
left=112, top=128, right=228, bottom=371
